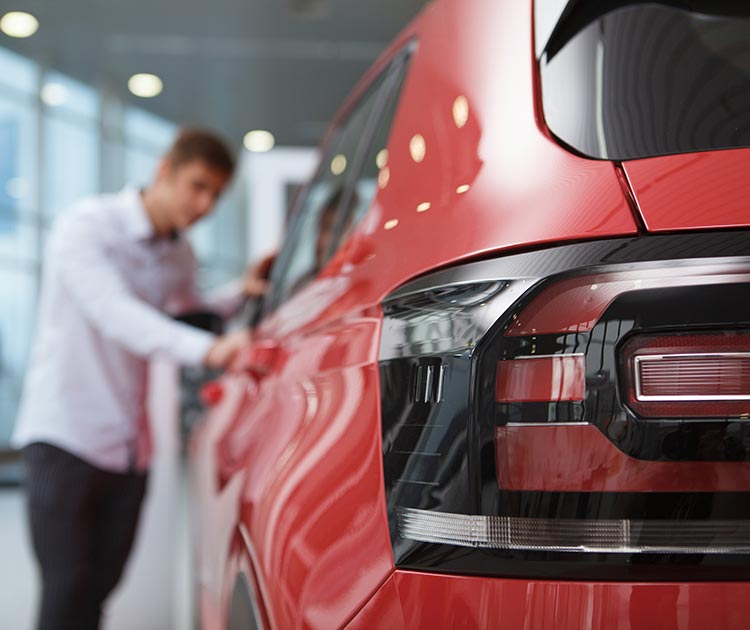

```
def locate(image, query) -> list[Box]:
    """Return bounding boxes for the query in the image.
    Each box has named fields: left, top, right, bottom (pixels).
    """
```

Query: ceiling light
left=330, top=154, right=347, bottom=175
left=244, top=130, right=275, bottom=152
left=41, top=83, right=69, bottom=107
left=0, top=12, right=39, bottom=38
left=128, top=73, right=163, bottom=98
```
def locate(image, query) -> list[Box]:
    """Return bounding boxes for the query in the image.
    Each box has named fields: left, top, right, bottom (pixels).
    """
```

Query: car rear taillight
left=379, top=234, right=750, bottom=580
left=622, top=331, right=750, bottom=418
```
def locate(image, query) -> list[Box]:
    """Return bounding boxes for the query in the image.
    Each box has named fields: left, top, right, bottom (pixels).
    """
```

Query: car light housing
left=379, top=233, right=750, bottom=580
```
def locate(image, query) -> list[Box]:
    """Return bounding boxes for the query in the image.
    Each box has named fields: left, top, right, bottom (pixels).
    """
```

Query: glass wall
left=0, top=48, right=39, bottom=445
left=0, top=45, right=248, bottom=449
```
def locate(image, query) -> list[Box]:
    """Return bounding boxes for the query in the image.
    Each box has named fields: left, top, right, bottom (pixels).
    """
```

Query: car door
left=194, top=46, right=414, bottom=630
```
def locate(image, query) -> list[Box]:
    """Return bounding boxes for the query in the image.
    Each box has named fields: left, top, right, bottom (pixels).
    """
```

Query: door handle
left=237, top=340, right=281, bottom=380
left=200, top=380, right=225, bottom=406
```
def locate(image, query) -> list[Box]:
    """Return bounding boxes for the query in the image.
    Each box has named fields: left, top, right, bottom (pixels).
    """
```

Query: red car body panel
left=623, top=150, right=750, bottom=232
left=318, top=0, right=637, bottom=303
left=346, top=572, right=750, bottom=630
left=191, top=0, right=750, bottom=628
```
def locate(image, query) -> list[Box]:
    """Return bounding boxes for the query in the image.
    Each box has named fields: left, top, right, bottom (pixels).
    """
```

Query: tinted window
left=332, top=61, right=409, bottom=249
left=268, top=50, right=411, bottom=308
left=538, top=1, right=750, bottom=160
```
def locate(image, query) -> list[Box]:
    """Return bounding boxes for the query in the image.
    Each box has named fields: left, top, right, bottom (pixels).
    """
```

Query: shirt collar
left=120, top=185, right=180, bottom=243
left=120, top=185, right=157, bottom=242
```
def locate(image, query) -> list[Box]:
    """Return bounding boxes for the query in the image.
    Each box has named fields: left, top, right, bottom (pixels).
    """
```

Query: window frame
left=262, top=42, right=415, bottom=315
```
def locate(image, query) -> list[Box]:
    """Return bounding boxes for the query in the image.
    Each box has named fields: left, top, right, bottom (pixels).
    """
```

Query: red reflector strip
left=623, top=331, right=750, bottom=418
left=637, top=354, right=750, bottom=400
left=496, top=355, right=585, bottom=402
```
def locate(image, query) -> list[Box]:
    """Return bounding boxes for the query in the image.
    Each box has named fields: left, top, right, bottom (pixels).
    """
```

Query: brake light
left=495, top=355, right=584, bottom=403
left=379, top=235, right=750, bottom=580
left=622, top=331, right=750, bottom=418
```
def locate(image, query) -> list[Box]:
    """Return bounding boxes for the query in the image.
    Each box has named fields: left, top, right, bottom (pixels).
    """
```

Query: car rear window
left=537, top=1, right=750, bottom=160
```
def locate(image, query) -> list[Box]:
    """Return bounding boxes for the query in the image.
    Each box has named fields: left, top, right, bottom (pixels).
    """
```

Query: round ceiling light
left=0, top=12, right=39, bottom=38
left=244, top=130, right=275, bottom=153
left=41, top=83, right=69, bottom=107
left=128, top=73, right=163, bottom=98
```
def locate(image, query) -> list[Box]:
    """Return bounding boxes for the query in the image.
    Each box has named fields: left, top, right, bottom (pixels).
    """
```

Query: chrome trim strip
left=512, top=353, right=585, bottom=360
left=503, top=422, right=589, bottom=427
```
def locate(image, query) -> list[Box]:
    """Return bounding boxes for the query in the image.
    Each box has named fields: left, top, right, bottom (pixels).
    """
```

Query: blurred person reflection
left=11, top=128, right=271, bottom=630
left=290, top=186, right=358, bottom=295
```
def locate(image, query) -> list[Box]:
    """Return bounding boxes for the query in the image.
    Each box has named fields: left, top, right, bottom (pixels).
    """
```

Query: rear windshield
left=537, top=1, right=750, bottom=160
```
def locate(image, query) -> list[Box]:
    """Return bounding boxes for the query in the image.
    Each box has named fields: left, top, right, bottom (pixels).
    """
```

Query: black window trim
left=260, top=40, right=417, bottom=317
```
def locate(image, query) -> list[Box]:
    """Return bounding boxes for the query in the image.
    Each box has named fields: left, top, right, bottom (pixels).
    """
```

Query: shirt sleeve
left=202, top=278, right=247, bottom=319
left=170, top=242, right=247, bottom=320
left=53, top=214, right=216, bottom=366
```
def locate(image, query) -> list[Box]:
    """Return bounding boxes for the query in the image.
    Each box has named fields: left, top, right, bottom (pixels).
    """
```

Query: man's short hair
left=165, top=127, right=235, bottom=175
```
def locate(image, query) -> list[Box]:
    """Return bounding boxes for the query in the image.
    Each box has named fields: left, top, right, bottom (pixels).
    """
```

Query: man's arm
left=174, top=249, right=276, bottom=320
left=54, top=215, right=222, bottom=366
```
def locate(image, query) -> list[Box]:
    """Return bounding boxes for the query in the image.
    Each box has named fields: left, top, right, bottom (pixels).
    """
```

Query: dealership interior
left=0, top=1, right=426, bottom=627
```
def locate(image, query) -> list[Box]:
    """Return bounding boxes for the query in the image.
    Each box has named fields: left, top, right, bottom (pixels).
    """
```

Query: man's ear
left=154, top=157, right=173, bottom=183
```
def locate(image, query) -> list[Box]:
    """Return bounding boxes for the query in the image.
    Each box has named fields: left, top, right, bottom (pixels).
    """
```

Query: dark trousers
left=22, top=442, right=148, bottom=630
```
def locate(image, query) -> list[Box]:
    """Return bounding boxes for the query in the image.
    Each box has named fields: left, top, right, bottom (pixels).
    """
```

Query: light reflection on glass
left=330, top=153, right=347, bottom=175
left=376, top=148, right=388, bottom=169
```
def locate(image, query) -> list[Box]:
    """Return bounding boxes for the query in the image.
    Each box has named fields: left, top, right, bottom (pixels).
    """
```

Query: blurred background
left=0, top=0, right=427, bottom=627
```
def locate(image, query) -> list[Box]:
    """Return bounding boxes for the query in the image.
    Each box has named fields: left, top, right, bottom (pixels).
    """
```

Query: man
left=12, top=128, right=265, bottom=629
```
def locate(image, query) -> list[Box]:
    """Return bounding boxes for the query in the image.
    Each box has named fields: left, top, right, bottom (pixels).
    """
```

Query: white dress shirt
left=12, top=186, right=242, bottom=472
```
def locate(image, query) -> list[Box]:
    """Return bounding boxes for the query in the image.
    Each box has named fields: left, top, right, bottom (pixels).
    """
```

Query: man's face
left=160, top=159, right=231, bottom=231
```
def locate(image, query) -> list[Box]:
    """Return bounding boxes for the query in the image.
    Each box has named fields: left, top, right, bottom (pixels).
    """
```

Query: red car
left=190, top=0, right=750, bottom=627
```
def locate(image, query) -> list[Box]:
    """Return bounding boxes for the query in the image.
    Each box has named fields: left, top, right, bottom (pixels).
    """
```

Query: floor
left=0, top=362, right=195, bottom=630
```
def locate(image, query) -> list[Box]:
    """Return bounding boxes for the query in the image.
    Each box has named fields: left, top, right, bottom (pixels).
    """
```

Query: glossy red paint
left=345, top=570, right=750, bottom=630
left=495, top=424, right=750, bottom=493
left=343, top=576, right=404, bottom=630
left=623, top=149, right=750, bottom=232
left=318, top=0, right=637, bottom=307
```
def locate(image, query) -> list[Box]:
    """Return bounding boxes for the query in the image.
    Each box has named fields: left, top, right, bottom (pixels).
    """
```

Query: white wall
left=243, top=147, right=318, bottom=261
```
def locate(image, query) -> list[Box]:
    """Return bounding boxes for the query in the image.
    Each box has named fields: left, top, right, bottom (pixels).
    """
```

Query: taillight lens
left=495, top=355, right=585, bottom=403
left=622, top=331, right=750, bottom=418
left=379, top=235, right=750, bottom=580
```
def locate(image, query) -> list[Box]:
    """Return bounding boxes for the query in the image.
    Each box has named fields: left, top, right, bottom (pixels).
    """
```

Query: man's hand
left=243, top=252, right=277, bottom=298
left=204, top=329, right=250, bottom=370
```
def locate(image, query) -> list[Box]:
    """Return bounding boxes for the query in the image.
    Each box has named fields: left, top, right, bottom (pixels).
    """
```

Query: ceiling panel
left=1, top=0, right=430, bottom=147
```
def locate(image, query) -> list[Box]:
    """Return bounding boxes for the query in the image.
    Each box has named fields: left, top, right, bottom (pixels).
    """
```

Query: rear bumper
left=347, top=570, right=750, bottom=629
